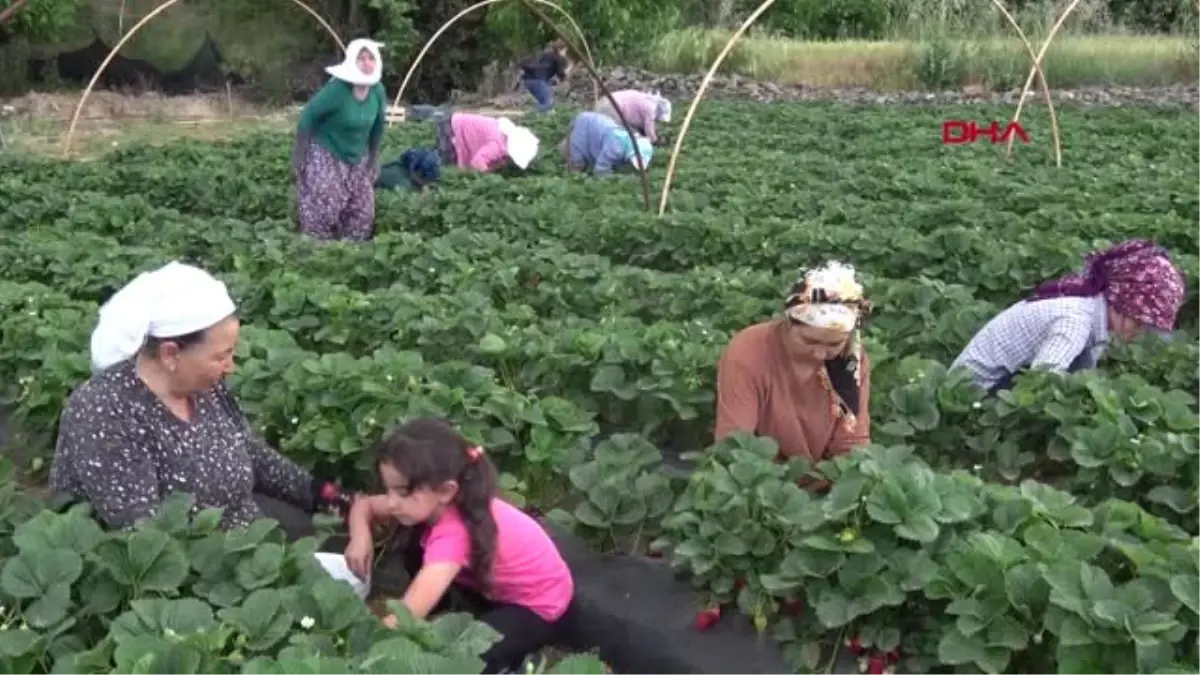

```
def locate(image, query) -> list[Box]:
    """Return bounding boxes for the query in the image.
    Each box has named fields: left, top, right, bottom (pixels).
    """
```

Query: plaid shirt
left=951, top=295, right=1109, bottom=390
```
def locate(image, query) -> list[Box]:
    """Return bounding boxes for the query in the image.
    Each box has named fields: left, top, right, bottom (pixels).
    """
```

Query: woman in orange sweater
left=714, top=261, right=872, bottom=478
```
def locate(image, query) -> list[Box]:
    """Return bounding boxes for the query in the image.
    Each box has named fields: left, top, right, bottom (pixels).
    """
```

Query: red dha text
left=942, top=120, right=1030, bottom=145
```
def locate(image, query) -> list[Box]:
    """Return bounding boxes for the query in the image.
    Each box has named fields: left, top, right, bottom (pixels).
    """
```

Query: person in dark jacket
left=519, top=39, right=569, bottom=113
left=375, top=149, right=441, bottom=193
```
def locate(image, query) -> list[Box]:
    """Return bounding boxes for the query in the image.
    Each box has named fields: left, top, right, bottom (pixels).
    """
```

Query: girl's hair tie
left=466, top=446, right=484, bottom=462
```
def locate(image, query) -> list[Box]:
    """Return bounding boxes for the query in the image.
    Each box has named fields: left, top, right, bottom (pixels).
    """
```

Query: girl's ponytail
left=456, top=446, right=499, bottom=590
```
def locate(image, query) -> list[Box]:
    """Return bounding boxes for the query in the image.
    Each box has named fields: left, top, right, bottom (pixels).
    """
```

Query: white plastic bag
left=314, top=552, right=371, bottom=600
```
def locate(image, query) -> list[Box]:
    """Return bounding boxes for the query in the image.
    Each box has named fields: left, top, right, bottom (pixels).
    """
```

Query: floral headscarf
left=783, top=261, right=872, bottom=427
left=1030, top=239, right=1185, bottom=332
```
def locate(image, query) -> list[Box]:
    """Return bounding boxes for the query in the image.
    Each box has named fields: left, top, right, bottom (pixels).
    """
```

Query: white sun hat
left=497, top=117, right=539, bottom=170
left=326, top=38, right=385, bottom=86
left=652, top=89, right=672, bottom=122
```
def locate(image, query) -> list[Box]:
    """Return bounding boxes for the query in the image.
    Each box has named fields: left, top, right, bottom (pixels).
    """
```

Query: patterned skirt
left=296, top=141, right=375, bottom=242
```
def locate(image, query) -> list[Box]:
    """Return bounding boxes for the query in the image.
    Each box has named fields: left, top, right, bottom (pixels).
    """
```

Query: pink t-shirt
left=422, top=498, right=574, bottom=621
left=450, top=113, right=509, bottom=172
left=610, top=90, right=659, bottom=142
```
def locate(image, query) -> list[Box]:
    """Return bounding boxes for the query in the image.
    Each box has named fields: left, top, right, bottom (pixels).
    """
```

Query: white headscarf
left=496, top=117, right=539, bottom=170
left=651, top=90, right=672, bottom=122
left=90, top=261, right=237, bottom=372
left=784, top=261, right=865, bottom=332
left=327, top=38, right=384, bottom=86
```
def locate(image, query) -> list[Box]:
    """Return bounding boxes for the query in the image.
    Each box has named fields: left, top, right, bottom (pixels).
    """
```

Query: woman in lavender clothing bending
left=594, top=89, right=672, bottom=145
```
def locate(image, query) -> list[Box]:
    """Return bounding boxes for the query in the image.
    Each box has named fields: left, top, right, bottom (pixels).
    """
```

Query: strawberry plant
left=0, top=100, right=1195, bottom=673
left=546, top=433, right=677, bottom=554
left=0, top=474, right=608, bottom=674
left=656, top=436, right=1199, bottom=673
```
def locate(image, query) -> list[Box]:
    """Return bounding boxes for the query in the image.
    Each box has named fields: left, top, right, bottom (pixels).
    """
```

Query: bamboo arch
left=1004, top=0, right=1085, bottom=163
left=656, top=0, right=1075, bottom=216
left=388, top=0, right=596, bottom=125
left=61, top=0, right=344, bottom=157
left=391, top=0, right=651, bottom=211
left=518, top=0, right=650, bottom=210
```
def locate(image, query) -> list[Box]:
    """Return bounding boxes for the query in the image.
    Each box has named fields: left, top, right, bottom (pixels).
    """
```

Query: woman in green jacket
left=292, top=38, right=387, bottom=241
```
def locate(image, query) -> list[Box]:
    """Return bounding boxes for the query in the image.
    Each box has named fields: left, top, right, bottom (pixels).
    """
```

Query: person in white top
left=952, top=239, right=1185, bottom=392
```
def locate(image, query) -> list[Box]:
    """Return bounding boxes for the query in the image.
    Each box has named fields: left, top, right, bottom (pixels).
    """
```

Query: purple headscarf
left=1030, top=239, right=1186, bottom=332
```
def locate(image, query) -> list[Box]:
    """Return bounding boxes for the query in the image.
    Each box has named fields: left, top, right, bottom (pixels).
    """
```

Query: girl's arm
left=389, top=515, right=470, bottom=622
left=401, top=562, right=463, bottom=619
left=347, top=494, right=391, bottom=540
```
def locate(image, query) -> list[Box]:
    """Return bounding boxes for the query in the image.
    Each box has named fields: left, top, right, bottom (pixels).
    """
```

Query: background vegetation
left=0, top=0, right=1197, bottom=100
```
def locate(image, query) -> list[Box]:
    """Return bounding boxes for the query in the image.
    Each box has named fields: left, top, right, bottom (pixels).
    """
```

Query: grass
left=644, top=29, right=1200, bottom=89
left=0, top=114, right=292, bottom=159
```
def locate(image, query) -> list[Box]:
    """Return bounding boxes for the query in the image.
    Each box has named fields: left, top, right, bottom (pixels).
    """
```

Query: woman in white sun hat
left=434, top=111, right=540, bottom=173
left=292, top=38, right=388, bottom=242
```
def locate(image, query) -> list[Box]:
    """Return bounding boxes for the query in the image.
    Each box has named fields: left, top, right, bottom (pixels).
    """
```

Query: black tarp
left=27, top=31, right=238, bottom=93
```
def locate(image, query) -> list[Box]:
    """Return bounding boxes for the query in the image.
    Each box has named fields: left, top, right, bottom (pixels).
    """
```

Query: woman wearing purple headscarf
left=952, top=239, right=1186, bottom=393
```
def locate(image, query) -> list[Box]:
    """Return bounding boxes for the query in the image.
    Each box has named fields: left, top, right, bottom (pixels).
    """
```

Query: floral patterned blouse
left=50, top=359, right=314, bottom=530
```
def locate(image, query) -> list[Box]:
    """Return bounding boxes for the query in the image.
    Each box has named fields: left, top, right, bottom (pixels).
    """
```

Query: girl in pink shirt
left=345, top=418, right=577, bottom=673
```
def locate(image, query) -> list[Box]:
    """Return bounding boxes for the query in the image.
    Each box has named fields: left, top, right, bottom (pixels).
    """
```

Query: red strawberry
left=866, top=654, right=886, bottom=674
left=846, top=636, right=865, bottom=655
left=781, top=598, right=804, bottom=615
left=733, top=577, right=746, bottom=591
left=885, top=650, right=901, bottom=665
left=693, top=607, right=721, bottom=631
left=647, top=549, right=662, bottom=558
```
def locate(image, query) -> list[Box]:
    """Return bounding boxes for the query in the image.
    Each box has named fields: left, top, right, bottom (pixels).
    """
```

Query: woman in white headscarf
left=714, top=261, right=872, bottom=490
left=433, top=111, right=539, bottom=173
left=292, top=38, right=387, bottom=242
left=50, top=262, right=356, bottom=550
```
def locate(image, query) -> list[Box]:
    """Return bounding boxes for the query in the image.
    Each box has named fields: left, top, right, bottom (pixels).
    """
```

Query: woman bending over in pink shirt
left=433, top=112, right=540, bottom=173
left=345, top=418, right=578, bottom=673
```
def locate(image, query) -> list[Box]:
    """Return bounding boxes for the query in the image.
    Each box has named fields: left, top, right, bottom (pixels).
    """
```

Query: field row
left=1, top=101, right=1197, bottom=674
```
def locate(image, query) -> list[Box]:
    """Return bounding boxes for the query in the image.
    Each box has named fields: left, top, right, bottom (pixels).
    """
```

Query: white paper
left=314, top=552, right=371, bottom=600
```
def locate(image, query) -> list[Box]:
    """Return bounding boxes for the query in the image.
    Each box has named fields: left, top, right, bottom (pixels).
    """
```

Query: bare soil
left=2, top=90, right=268, bottom=123
left=0, top=90, right=533, bottom=158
